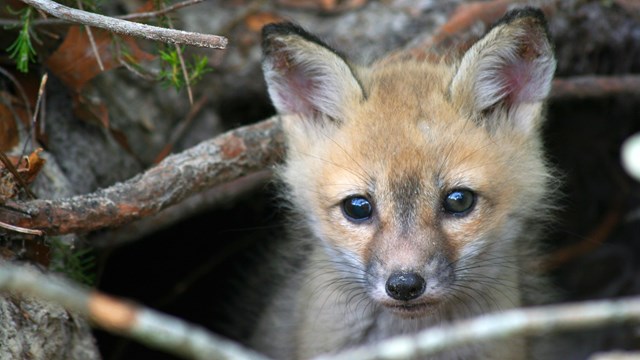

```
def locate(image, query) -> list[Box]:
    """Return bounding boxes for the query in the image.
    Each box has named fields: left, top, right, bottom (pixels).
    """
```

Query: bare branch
left=20, top=0, right=228, bottom=49
left=1, top=0, right=205, bottom=26
left=551, top=75, right=640, bottom=100
left=0, top=117, right=284, bottom=235
left=318, top=296, right=640, bottom=360
left=0, top=263, right=269, bottom=360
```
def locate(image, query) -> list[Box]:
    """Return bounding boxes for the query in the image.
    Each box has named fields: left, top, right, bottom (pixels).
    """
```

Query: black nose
left=385, top=271, right=426, bottom=301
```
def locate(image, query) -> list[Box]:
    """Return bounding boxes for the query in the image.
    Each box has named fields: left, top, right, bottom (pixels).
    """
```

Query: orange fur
left=253, top=8, right=556, bottom=359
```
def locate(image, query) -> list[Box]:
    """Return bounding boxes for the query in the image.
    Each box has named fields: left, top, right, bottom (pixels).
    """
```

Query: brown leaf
left=245, top=12, right=284, bottom=32
left=0, top=104, right=19, bottom=151
left=19, top=148, right=46, bottom=185
left=46, top=26, right=155, bottom=92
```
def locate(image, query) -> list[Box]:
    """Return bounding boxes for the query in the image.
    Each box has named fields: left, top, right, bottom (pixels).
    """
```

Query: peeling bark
left=1, top=117, right=284, bottom=235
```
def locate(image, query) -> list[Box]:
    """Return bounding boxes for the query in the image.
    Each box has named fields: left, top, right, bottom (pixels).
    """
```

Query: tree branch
left=1, top=0, right=205, bottom=26
left=0, top=263, right=268, bottom=360
left=318, top=296, right=640, bottom=360
left=2, top=72, right=638, bottom=237
left=0, top=117, right=284, bottom=235
left=20, top=0, right=228, bottom=49
left=551, top=75, right=640, bottom=100
left=2, top=261, right=640, bottom=360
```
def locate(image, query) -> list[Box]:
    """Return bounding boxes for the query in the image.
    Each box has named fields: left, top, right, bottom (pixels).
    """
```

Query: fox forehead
left=320, top=60, right=500, bottom=190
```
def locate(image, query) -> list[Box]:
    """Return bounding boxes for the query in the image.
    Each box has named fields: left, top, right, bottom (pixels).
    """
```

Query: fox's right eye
left=342, top=196, right=373, bottom=222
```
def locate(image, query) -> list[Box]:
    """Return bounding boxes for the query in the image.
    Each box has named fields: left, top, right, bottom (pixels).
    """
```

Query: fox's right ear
left=261, top=23, right=365, bottom=121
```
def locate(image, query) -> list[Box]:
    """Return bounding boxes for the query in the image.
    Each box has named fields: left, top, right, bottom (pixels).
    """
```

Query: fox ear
left=261, top=23, right=365, bottom=121
left=450, top=8, right=556, bottom=133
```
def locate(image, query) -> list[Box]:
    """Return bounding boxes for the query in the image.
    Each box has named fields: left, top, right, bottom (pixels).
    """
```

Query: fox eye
left=443, top=189, right=476, bottom=216
left=342, top=196, right=373, bottom=222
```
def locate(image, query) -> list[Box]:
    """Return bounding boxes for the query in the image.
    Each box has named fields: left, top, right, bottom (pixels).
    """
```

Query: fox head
left=262, top=8, right=556, bottom=317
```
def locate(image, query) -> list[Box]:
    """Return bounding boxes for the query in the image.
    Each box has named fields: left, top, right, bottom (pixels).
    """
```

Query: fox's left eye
left=443, top=189, right=476, bottom=215
left=342, top=196, right=373, bottom=222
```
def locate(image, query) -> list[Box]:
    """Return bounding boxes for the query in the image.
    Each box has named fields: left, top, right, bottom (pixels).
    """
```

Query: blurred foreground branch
left=20, top=0, right=228, bottom=49
left=0, top=263, right=268, bottom=360
left=1, top=262, right=640, bottom=360
left=319, top=296, right=640, bottom=360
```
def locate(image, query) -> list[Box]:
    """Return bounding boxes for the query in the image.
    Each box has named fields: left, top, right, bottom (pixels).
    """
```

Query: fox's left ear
left=450, top=8, right=556, bottom=134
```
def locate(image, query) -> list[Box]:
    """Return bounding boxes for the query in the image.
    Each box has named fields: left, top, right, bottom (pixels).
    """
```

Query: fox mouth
left=384, top=300, right=439, bottom=318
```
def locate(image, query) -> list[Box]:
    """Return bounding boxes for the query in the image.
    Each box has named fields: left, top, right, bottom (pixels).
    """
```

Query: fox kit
left=252, top=7, right=556, bottom=360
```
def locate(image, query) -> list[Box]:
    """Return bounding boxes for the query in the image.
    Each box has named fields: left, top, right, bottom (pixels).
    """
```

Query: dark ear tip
left=261, top=22, right=320, bottom=53
left=495, top=7, right=550, bottom=37
left=261, top=22, right=338, bottom=58
left=262, top=22, right=304, bottom=39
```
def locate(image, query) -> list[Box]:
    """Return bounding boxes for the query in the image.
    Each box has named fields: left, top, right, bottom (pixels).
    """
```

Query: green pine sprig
left=6, top=6, right=37, bottom=73
left=158, top=47, right=212, bottom=90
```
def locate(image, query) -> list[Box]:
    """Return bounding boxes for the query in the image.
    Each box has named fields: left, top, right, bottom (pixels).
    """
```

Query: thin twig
left=20, top=0, right=228, bottom=49
left=153, top=95, right=209, bottom=163
left=164, top=11, right=194, bottom=105
left=0, top=263, right=269, bottom=360
left=23, top=73, right=48, bottom=157
left=76, top=0, right=104, bottom=71
left=318, top=296, right=640, bottom=360
left=0, top=220, right=43, bottom=235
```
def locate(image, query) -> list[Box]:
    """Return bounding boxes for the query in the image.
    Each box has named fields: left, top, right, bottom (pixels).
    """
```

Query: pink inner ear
left=503, top=59, right=535, bottom=105
left=283, top=67, right=318, bottom=115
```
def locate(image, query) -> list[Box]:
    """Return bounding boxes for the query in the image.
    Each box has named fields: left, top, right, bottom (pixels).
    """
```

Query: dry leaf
left=245, top=12, right=284, bottom=32
left=46, top=26, right=155, bottom=92
left=0, top=148, right=45, bottom=201
left=20, top=148, right=46, bottom=184
left=0, top=104, right=19, bottom=151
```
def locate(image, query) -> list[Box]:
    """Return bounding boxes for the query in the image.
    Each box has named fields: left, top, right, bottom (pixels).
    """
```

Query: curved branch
left=0, top=117, right=284, bottom=235
left=0, top=263, right=268, bottom=360
left=318, top=296, right=640, bottom=360
left=20, top=0, right=228, bottom=49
